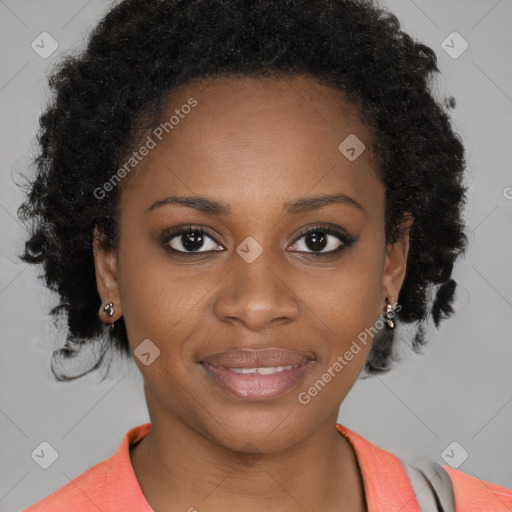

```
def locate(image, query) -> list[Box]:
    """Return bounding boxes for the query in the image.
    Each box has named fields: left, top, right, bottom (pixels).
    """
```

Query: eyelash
left=160, top=223, right=356, bottom=258
left=292, top=224, right=356, bottom=256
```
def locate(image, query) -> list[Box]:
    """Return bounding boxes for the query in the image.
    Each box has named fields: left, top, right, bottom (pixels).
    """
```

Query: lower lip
left=200, top=361, right=313, bottom=401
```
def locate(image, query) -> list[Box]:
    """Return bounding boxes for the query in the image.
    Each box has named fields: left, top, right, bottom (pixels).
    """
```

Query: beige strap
left=401, top=459, right=456, bottom=512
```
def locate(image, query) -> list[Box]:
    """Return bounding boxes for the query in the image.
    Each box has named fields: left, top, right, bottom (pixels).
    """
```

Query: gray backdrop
left=1, top=0, right=511, bottom=510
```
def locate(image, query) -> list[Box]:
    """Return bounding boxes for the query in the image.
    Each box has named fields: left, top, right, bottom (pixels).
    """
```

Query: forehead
left=119, top=74, right=383, bottom=216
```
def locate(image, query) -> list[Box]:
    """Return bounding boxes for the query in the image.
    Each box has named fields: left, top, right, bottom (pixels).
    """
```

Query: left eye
left=288, top=225, right=354, bottom=255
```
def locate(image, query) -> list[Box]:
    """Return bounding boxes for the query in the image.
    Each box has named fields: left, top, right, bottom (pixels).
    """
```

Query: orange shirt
left=23, top=422, right=512, bottom=511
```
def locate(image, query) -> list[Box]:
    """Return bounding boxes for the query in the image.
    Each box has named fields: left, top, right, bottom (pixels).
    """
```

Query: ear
left=92, top=227, right=122, bottom=325
left=381, top=212, right=413, bottom=307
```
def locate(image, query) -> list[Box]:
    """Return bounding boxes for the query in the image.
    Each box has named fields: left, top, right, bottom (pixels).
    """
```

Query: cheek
left=292, top=251, right=384, bottom=386
left=292, top=265, right=382, bottom=412
left=118, top=243, right=223, bottom=372
left=298, top=254, right=383, bottom=338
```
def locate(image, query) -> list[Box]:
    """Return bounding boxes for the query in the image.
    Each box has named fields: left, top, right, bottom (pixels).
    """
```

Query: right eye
left=160, top=225, right=225, bottom=254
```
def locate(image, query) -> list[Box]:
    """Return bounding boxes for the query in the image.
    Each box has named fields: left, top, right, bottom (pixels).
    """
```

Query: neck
left=130, top=413, right=367, bottom=512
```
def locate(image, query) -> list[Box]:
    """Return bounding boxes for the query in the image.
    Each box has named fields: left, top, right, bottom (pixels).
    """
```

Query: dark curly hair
left=16, top=0, right=469, bottom=381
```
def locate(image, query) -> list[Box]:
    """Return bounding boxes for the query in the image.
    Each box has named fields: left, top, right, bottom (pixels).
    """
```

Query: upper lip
left=200, top=348, right=315, bottom=368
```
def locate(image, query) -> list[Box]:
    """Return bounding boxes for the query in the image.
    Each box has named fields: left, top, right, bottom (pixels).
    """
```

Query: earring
left=102, top=301, right=115, bottom=332
left=383, top=299, right=396, bottom=329
left=103, top=301, right=114, bottom=317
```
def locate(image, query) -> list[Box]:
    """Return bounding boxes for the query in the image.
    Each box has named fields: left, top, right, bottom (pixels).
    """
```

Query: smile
left=198, top=347, right=315, bottom=400
left=228, top=365, right=297, bottom=375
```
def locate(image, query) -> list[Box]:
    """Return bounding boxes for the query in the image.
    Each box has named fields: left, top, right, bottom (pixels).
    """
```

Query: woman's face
left=94, top=74, right=410, bottom=452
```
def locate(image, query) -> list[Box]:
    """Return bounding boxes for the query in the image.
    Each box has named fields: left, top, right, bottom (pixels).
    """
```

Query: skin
left=93, top=74, right=412, bottom=512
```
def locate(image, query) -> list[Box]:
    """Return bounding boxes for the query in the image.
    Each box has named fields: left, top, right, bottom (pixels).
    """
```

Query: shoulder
left=443, top=465, right=512, bottom=511
left=22, top=455, right=114, bottom=511
left=22, top=423, right=152, bottom=512
left=336, top=423, right=512, bottom=511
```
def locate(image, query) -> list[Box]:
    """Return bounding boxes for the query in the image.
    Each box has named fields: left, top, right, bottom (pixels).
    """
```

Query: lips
left=199, top=348, right=315, bottom=401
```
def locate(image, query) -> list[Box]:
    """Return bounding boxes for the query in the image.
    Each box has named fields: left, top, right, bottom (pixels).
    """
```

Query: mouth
left=199, top=348, right=315, bottom=401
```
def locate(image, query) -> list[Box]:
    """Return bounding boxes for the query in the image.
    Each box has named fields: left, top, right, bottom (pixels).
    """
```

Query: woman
left=17, top=0, right=512, bottom=510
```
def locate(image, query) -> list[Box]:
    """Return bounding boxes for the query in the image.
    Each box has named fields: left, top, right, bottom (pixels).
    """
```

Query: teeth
left=229, top=365, right=295, bottom=375
left=257, top=366, right=284, bottom=375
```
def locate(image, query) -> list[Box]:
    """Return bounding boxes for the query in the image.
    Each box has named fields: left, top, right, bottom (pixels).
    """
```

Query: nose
left=213, top=247, right=300, bottom=332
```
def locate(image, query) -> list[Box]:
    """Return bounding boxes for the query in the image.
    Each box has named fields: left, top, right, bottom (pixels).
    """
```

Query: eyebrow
left=147, top=192, right=365, bottom=215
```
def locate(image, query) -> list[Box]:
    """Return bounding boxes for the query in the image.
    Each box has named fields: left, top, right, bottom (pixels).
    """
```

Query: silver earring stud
left=102, top=301, right=116, bottom=333
left=384, top=302, right=395, bottom=329
left=103, top=301, right=114, bottom=317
